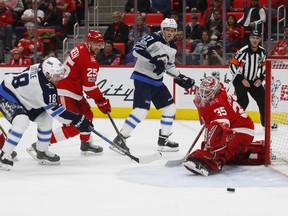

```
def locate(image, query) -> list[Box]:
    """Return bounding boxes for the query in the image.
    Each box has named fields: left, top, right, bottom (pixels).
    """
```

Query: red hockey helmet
left=86, top=30, right=104, bottom=44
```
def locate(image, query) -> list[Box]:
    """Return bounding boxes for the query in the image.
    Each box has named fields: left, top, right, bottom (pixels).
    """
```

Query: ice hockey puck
left=227, top=188, right=235, bottom=192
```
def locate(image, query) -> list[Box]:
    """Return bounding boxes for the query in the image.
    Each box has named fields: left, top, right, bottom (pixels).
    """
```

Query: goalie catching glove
left=72, top=114, right=94, bottom=132
left=149, top=54, right=168, bottom=75
left=175, top=74, right=195, bottom=89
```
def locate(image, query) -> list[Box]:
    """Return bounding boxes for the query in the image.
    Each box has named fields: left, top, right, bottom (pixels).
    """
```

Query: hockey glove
left=72, top=114, right=94, bottom=132
left=175, top=74, right=195, bottom=89
left=95, top=98, right=111, bottom=114
left=149, top=55, right=167, bottom=75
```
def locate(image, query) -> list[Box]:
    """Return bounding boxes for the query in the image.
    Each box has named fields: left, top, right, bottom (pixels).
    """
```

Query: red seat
left=185, top=13, right=202, bottom=23
left=231, top=0, right=251, bottom=11
left=113, top=42, right=126, bottom=55
left=226, top=12, right=244, bottom=22
left=145, top=13, right=164, bottom=26
left=123, top=13, right=135, bottom=26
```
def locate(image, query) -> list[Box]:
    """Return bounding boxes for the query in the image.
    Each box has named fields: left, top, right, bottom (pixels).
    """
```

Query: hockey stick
left=165, top=125, right=205, bottom=167
left=107, top=112, right=126, bottom=145
left=0, top=125, right=7, bottom=137
left=90, top=127, right=162, bottom=164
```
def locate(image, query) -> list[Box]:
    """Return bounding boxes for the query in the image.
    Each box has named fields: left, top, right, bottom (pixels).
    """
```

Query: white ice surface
left=1, top=117, right=288, bottom=216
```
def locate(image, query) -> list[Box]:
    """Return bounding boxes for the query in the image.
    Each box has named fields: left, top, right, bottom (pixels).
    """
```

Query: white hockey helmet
left=42, top=57, right=64, bottom=77
left=160, top=18, right=178, bottom=33
left=199, top=76, right=221, bottom=102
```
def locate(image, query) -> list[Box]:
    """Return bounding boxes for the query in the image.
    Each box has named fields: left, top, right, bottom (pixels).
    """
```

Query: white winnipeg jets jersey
left=0, top=64, right=76, bottom=124
left=132, top=32, right=180, bottom=83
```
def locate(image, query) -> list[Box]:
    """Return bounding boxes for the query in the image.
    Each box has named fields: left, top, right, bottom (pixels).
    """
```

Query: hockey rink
left=1, top=117, right=288, bottom=216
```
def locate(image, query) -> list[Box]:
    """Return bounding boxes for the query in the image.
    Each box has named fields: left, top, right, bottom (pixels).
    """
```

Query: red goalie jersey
left=194, top=85, right=254, bottom=134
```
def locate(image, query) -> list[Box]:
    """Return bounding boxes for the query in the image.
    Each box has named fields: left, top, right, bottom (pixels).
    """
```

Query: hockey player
left=183, top=76, right=266, bottom=176
left=0, top=57, right=93, bottom=171
left=111, top=18, right=195, bottom=154
left=28, top=29, right=111, bottom=155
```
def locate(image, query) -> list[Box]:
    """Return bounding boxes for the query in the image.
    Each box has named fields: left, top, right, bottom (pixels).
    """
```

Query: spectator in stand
left=127, top=14, right=148, bottom=52
left=4, top=0, right=24, bottom=26
left=0, top=0, right=14, bottom=63
left=43, top=0, right=65, bottom=35
left=14, top=0, right=44, bottom=45
left=237, top=0, right=266, bottom=43
left=203, top=41, right=227, bottom=66
left=200, top=0, right=222, bottom=27
left=17, top=25, right=44, bottom=62
left=204, top=8, right=223, bottom=41
left=223, top=14, right=242, bottom=53
left=177, top=0, right=207, bottom=14
left=38, top=0, right=48, bottom=12
left=190, top=30, right=216, bottom=65
left=186, top=13, right=202, bottom=52
left=67, top=0, right=84, bottom=35
left=170, top=10, right=182, bottom=28
left=96, top=40, right=121, bottom=65
left=124, top=0, right=151, bottom=16
left=123, top=49, right=135, bottom=65
left=104, top=11, right=129, bottom=45
left=271, top=25, right=288, bottom=56
left=56, top=0, right=73, bottom=24
left=174, top=28, right=192, bottom=65
left=188, top=0, right=208, bottom=14
left=7, top=47, right=31, bottom=66
left=226, top=0, right=232, bottom=12
left=151, top=0, right=171, bottom=18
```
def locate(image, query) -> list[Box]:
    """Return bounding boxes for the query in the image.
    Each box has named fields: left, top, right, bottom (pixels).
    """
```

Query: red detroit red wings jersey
left=194, top=88, right=254, bottom=133
left=57, top=42, right=100, bottom=100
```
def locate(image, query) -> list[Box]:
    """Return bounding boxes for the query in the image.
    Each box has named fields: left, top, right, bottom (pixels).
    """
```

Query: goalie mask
left=199, top=76, right=221, bottom=104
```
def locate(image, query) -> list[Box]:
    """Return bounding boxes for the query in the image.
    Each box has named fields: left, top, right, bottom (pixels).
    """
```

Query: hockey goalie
left=184, top=76, right=265, bottom=176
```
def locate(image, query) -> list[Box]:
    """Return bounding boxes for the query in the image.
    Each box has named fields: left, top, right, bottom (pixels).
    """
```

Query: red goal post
left=265, top=56, right=288, bottom=165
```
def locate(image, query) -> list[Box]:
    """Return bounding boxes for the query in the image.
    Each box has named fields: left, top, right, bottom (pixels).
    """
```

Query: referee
left=229, top=31, right=267, bottom=128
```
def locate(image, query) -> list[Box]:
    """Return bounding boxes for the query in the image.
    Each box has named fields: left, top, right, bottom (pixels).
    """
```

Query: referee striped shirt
left=229, top=45, right=266, bottom=81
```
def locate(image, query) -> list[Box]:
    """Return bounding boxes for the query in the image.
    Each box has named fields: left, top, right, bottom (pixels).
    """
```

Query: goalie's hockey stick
left=165, top=125, right=205, bottom=167
left=90, top=127, right=162, bottom=164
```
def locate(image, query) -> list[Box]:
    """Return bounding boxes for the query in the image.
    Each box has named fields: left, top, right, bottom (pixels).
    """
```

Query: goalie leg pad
left=230, top=140, right=265, bottom=165
left=186, top=149, right=224, bottom=173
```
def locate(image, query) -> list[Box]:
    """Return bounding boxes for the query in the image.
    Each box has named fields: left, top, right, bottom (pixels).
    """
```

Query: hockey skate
left=0, top=150, right=14, bottom=171
left=110, top=134, right=130, bottom=155
left=157, top=130, right=179, bottom=152
left=183, top=158, right=212, bottom=177
left=80, top=140, right=103, bottom=155
left=26, top=143, right=60, bottom=165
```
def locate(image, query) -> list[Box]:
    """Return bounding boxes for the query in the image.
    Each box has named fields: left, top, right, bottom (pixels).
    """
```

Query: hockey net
left=265, top=56, right=288, bottom=165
